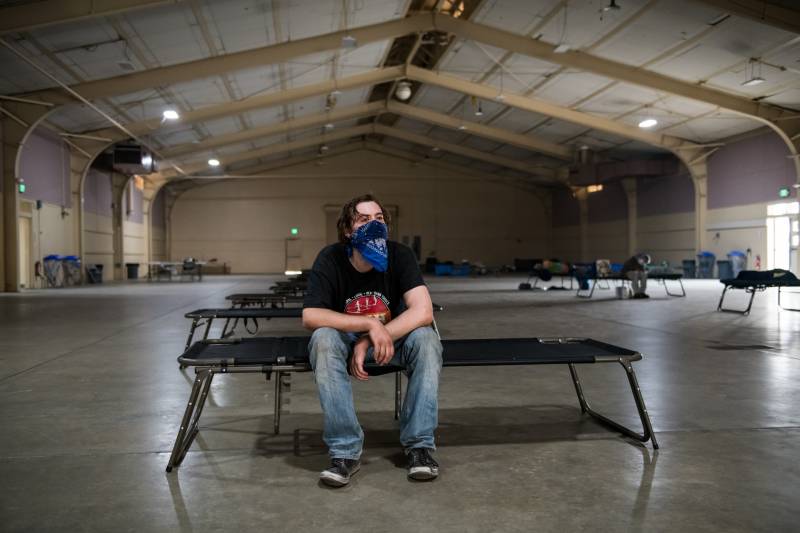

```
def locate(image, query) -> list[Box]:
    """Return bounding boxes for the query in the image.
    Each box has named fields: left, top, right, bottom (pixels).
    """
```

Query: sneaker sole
left=320, top=464, right=360, bottom=487
left=408, top=466, right=439, bottom=481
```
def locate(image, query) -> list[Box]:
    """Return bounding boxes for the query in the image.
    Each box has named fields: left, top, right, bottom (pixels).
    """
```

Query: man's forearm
left=302, top=307, right=378, bottom=333
left=384, top=305, right=433, bottom=341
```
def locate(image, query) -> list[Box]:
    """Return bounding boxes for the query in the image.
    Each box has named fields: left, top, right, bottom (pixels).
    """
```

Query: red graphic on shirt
left=344, top=292, right=392, bottom=324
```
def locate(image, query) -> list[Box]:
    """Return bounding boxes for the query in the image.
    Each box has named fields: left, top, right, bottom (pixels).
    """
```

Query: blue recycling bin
left=727, top=251, right=747, bottom=278
left=697, top=251, right=716, bottom=278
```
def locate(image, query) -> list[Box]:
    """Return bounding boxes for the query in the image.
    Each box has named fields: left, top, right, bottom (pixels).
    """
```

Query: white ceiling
left=0, top=0, right=798, bottom=181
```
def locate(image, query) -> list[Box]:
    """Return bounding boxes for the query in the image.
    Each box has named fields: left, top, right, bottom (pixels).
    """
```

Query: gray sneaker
left=319, top=458, right=360, bottom=487
left=406, top=448, right=439, bottom=481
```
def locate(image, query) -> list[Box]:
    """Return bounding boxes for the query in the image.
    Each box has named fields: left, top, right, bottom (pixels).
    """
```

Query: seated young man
left=621, top=253, right=650, bottom=299
left=302, top=194, right=442, bottom=487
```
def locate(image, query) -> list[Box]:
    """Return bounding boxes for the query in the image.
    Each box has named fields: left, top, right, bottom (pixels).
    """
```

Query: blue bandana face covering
left=347, top=219, right=389, bottom=272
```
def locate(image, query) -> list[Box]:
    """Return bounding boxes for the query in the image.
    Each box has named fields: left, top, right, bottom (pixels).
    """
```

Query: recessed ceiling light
left=458, top=124, right=467, bottom=130
left=208, top=158, right=220, bottom=167
left=638, top=118, right=658, bottom=129
left=162, top=109, right=179, bottom=120
left=324, top=123, right=334, bottom=130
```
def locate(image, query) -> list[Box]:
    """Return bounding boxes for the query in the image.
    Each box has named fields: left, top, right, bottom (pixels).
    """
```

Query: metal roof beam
left=434, top=13, right=790, bottom=124
left=386, top=100, right=572, bottom=160
left=162, top=101, right=385, bottom=159
left=23, top=14, right=432, bottom=101
left=374, top=123, right=558, bottom=181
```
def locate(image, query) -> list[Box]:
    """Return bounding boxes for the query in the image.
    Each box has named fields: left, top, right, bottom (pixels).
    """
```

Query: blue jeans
left=308, top=326, right=443, bottom=459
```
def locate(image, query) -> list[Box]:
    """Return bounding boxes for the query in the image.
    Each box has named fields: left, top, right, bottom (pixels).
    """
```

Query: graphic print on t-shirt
left=344, top=291, right=392, bottom=324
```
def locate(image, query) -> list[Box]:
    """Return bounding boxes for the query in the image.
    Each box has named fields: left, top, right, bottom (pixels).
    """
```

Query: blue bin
left=727, top=251, right=747, bottom=278
left=697, top=251, right=716, bottom=278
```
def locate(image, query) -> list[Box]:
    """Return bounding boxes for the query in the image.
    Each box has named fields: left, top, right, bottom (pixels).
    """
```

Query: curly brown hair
left=336, top=194, right=391, bottom=243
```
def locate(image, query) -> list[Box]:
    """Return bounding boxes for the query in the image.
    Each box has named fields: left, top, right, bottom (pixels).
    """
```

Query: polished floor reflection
left=1, top=276, right=798, bottom=532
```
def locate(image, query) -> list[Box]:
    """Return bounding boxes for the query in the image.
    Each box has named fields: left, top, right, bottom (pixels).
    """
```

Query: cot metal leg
left=717, top=286, right=756, bottom=315
left=184, top=319, right=200, bottom=352
left=577, top=279, right=596, bottom=298
left=663, top=278, right=686, bottom=297
left=274, top=372, right=283, bottom=435
left=567, top=362, right=659, bottom=449
left=166, top=369, right=215, bottom=472
left=778, top=287, right=800, bottom=311
left=394, top=372, right=402, bottom=420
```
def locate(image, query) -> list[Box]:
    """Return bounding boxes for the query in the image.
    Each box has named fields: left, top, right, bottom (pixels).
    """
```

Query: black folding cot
left=166, top=335, right=659, bottom=472
left=225, top=293, right=305, bottom=308
left=183, top=307, right=303, bottom=351
left=717, top=269, right=800, bottom=315
left=577, top=273, right=685, bottom=299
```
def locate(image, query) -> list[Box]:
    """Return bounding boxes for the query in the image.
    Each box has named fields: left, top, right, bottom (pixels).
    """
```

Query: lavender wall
left=638, top=171, right=695, bottom=216
left=84, top=168, right=113, bottom=217
left=552, top=187, right=580, bottom=227
left=708, top=131, right=795, bottom=209
left=151, top=189, right=166, bottom=228
left=588, top=180, right=628, bottom=223
left=124, top=182, right=144, bottom=224
left=18, top=127, right=71, bottom=207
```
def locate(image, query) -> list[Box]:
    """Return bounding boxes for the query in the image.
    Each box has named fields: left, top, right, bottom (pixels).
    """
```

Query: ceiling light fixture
left=324, top=123, right=335, bottom=130
left=162, top=109, right=179, bottom=120
left=638, top=118, right=658, bottom=129
left=742, top=58, right=766, bottom=87
left=553, top=43, right=571, bottom=54
left=208, top=158, right=220, bottom=167
left=341, top=35, right=358, bottom=49
left=587, top=184, right=604, bottom=194
left=395, top=81, right=412, bottom=101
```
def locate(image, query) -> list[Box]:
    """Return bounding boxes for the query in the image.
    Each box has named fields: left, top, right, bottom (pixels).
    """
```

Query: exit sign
left=18, top=182, right=26, bottom=193
left=779, top=187, right=790, bottom=198
left=290, top=227, right=299, bottom=235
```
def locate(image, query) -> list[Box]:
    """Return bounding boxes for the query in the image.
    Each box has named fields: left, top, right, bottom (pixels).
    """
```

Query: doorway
left=766, top=201, right=799, bottom=272
left=18, top=216, right=32, bottom=288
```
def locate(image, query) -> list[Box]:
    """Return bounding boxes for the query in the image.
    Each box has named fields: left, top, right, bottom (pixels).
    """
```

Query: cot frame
left=166, top=337, right=659, bottom=473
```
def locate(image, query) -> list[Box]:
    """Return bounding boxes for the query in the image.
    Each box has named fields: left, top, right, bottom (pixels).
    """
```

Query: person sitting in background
left=622, top=253, right=650, bottom=299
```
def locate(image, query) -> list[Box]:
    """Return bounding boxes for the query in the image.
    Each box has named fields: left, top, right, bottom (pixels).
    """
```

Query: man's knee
left=309, top=327, right=348, bottom=370
left=405, top=327, right=443, bottom=368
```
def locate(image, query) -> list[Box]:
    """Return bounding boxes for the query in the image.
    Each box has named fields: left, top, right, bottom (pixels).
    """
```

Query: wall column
left=575, top=187, right=589, bottom=261
left=1, top=102, right=52, bottom=292
left=621, top=177, right=637, bottom=256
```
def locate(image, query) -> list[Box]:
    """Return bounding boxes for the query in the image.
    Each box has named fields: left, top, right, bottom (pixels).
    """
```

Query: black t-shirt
left=303, top=241, right=424, bottom=324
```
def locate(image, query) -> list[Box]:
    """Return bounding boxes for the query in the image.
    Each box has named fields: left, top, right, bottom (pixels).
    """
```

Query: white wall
left=706, top=202, right=769, bottom=269
left=638, top=212, right=695, bottom=267
left=170, top=149, right=550, bottom=273
left=83, top=211, right=114, bottom=276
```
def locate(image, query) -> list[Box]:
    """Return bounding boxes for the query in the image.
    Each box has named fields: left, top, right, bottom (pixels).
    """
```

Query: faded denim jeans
left=308, top=326, right=442, bottom=459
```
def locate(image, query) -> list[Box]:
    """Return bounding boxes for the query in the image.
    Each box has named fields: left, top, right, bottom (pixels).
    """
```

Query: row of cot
left=165, top=276, right=660, bottom=473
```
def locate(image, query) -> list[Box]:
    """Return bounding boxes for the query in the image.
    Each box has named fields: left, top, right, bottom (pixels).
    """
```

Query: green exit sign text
left=779, top=187, right=790, bottom=198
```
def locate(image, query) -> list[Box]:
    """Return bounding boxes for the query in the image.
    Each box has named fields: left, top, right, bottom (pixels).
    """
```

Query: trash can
left=62, top=256, right=81, bottom=286
left=86, top=264, right=103, bottom=284
left=125, top=262, right=140, bottom=280
left=717, top=260, right=733, bottom=280
left=43, top=254, right=64, bottom=287
left=728, top=251, right=747, bottom=278
left=696, top=251, right=716, bottom=278
left=681, top=259, right=696, bottom=279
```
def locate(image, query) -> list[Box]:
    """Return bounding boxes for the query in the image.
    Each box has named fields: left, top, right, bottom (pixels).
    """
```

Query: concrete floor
left=1, top=275, right=798, bottom=532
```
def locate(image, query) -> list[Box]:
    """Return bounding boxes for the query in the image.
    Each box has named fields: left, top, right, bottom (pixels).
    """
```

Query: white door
left=18, top=216, right=32, bottom=288
left=767, top=202, right=799, bottom=272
